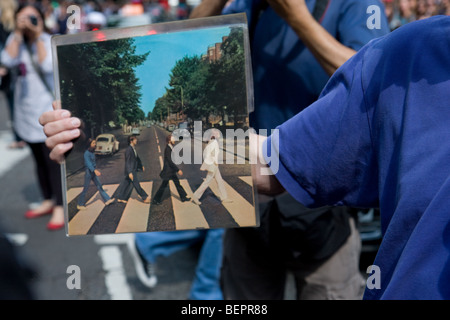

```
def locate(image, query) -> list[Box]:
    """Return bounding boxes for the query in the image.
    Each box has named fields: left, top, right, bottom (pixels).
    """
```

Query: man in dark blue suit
left=117, top=135, right=150, bottom=204
left=152, top=134, right=190, bottom=204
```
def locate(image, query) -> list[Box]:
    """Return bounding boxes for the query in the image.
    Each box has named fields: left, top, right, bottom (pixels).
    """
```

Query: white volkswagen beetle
left=95, top=134, right=119, bottom=155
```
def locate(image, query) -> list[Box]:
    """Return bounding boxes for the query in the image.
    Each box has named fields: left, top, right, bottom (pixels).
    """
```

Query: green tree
left=57, top=38, right=149, bottom=137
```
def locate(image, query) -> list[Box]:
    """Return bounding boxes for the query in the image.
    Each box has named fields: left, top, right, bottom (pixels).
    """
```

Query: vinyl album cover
left=51, top=13, right=259, bottom=236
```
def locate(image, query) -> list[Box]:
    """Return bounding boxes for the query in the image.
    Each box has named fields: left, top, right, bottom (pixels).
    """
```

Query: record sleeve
left=51, top=13, right=259, bottom=236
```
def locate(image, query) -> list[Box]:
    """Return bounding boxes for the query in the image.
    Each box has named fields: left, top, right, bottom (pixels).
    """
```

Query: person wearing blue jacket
left=255, top=15, right=450, bottom=299
left=77, top=138, right=114, bottom=210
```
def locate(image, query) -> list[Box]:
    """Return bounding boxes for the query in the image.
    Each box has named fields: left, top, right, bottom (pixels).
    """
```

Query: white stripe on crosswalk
left=170, top=179, right=209, bottom=230
left=68, top=184, right=119, bottom=235
left=66, top=187, right=83, bottom=204
left=208, top=178, right=256, bottom=227
left=239, top=176, right=253, bottom=186
left=66, top=176, right=255, bottom=235
left=115, top=182, right=152, bottom=233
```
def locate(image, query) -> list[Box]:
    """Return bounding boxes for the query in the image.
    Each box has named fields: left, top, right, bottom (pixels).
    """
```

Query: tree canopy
left=149, top=27, right=247, bottom=128
left=58, top=38, right=149, bottom=137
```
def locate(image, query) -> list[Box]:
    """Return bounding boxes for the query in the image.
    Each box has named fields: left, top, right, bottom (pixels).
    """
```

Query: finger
left=49, top=142, right=73, bottom=164
left=45, top=127, right=80, bottom=150
left=42, top=116, right=80, bottom=138
left=39, top=108, right=70, bottom=126
left=53, top=100, right=62, bottom=110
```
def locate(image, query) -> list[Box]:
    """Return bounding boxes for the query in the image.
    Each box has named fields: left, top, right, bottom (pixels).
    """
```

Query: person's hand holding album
left=39, top=101, right=81, bottom=163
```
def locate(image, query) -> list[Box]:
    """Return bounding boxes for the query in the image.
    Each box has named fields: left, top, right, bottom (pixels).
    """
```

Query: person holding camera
left=1, top=3, right=64, bottom=231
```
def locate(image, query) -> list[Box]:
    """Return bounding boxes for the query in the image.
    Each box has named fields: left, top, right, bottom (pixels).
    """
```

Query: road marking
left=5, top=233, right=29, bottom=246
left=239, top=176, right=253, bottom=186
left=98, top=245, right=132, bottom=300
left=158, top=145, right=161, bottom=153
left=0, top=131, right=30, bottom=179
left=208, top=178, right=256, bottom=227
left=67, top=187, right=83, bottom=203
left=115, top=182, right=152, bottom=233
left=170, top=179, right=208, bottom=230
left=159, top=155, right=163, bottom=170
left=68, top=184, right=118, bottom=235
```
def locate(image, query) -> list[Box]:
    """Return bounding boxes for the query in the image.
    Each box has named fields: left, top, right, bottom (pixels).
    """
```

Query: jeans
left=135, top=229, right=224, bottom=300
left=78, top=169, right=110, bottom=206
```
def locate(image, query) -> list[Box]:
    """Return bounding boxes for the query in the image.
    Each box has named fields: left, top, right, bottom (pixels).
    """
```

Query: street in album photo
left=51, top=14, right=258, bottom=236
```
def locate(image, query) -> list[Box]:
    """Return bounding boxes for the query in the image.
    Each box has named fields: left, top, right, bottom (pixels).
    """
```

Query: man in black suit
left=117, top=135, right=150, bottom=204
left=152, top=134, right=190, bottom=205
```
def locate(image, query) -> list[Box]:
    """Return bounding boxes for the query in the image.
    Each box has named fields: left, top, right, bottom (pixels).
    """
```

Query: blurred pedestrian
left=128, top=229, right=225, bottom=300
left=1, top=2, right=64, bottom=231
left=0, top=0, right=25, bottom=149
left=191, top=0, right=389, bottom=300
left=77, top=138, right=115, bottom=210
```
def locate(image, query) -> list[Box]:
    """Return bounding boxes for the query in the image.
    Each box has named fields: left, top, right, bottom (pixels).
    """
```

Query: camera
left=29, top=15, right=38, bottom=26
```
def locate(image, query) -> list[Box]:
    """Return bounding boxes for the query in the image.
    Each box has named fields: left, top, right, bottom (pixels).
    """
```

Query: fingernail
left=61, top=111, right=70, bottom=118
left=71, top=129, right=79, bottom=137
left=71, top=118, right=80, bottom=127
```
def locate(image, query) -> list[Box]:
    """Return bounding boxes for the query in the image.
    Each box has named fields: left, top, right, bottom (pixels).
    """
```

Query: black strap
left=25, top=42, right=55, bottom=99
left=312, top=0, right=330, bottom=22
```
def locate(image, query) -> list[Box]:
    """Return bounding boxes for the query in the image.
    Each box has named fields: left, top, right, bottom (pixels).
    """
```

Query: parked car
left=95, top=133, right=119, bottom=155
left=173, top=122, right=191, bottom=140
left=131, top=127, right=140, bottom=135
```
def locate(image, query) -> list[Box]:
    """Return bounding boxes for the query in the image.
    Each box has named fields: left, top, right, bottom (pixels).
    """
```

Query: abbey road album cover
left=51, top=13, right=259, bottom=236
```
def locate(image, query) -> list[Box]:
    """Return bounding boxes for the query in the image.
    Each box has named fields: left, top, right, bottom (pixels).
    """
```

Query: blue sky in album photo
left=133, top=26, right=232, bottom=116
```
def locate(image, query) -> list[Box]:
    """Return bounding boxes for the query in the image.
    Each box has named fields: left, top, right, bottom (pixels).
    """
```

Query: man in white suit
left=192, top=130, right=231, bottom=205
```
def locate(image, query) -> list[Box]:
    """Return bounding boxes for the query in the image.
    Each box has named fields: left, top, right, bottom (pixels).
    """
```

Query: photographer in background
left=0, top=0, right=25, bottom=149
left=1, top=3, right=64, bottom=231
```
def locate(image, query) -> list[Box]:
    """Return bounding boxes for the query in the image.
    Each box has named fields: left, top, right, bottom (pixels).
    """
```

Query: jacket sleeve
left=84, top=151, right=96, bottom=173
left=125, top=147, right=134, bottom=174
left=1, top=34, right=21, bottom=68
left=166, top=146, right=179, bottom=172
left=265, top=41, right=379, bottom=209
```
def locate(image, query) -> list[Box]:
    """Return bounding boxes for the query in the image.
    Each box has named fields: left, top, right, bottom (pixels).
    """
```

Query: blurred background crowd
left=10, top=0, right=200, bottom=36
left=382, top=0, right=450, bottom=30
left=2, top=0, right=448, bottom=37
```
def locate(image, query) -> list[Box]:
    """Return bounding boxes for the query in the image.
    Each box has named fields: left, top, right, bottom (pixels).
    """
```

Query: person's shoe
left=126, top=236, right=157, bottom=289
left=142, top=197, right=150, bottom=204
left=76, top=205, right=86, bottom=210
left=47, top=221, right=65, bottom=231
left=181, top=197, right=191, bottom=202
left=105, top=198, right=115, bottom=206
left=191, top=197, right=201, bottom=205
left=151, top=199, right=161, bottom=205
left=25, top=208, right=53, bottom=219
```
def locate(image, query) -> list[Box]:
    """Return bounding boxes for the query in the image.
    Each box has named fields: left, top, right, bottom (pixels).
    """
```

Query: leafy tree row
left=57, top=38, right=149, bottom=138
left=149, top=27, right=247, bottom=128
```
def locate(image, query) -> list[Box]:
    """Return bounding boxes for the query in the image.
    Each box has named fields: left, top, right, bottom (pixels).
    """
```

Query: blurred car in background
left=131, top=127, right=140, bottom=135
left=95, top=133, right=120, bottom=155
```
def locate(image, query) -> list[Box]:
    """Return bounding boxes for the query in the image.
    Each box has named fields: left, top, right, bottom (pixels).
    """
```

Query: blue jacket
left=267, top=16, right=450, bottom=299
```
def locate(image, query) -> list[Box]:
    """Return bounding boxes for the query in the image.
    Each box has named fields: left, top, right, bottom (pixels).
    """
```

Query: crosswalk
left=66, top=176, right=256, bottom=236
